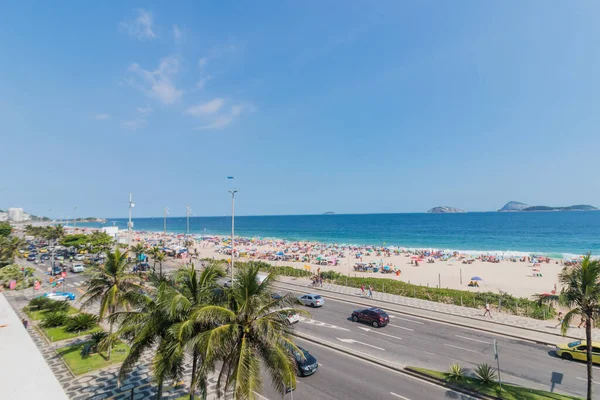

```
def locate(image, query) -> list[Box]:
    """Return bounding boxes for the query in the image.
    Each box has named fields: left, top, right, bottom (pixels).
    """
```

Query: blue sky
left=1, top=2, right=600, bottom=218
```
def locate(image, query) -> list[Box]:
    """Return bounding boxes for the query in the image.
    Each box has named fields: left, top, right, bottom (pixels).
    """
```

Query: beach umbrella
left=276, top=251, right=284, bottom=256
left=471, top=276, right=483, bottom=281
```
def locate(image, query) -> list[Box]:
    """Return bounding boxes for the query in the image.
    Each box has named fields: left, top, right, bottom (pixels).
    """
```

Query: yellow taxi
left=556, top=340, right=600, bottom=363
left=39, top=248, right=48, bottom=253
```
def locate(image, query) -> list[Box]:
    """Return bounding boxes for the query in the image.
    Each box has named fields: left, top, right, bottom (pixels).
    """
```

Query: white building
left=0, top=212, right=7, bottom=222
left=7, top=208, right=24, bottom=222
left=101, top=226, right=119, bottom=240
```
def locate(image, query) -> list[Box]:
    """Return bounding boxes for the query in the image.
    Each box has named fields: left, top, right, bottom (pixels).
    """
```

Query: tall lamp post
left=163, top=207, right=169, bottom=244
left=128, top=193, right=135, bottom=248
left=186, top=205, right=191, bottom=237
left=229, top=190, right=238, bottom=282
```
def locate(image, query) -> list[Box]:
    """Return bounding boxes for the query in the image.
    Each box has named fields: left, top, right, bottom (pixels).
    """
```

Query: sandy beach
left=109, top=228, right=569, bottom=299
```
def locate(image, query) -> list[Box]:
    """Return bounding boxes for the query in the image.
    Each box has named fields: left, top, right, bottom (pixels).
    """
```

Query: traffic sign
left=61, top=271, right=66, bottom=278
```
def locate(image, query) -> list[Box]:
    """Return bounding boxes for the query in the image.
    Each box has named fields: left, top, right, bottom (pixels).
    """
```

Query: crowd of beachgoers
left=56, top=226, right=585, bottom=298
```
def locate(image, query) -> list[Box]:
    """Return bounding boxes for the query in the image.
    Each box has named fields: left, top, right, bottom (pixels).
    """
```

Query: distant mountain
left=427, top=206, right=466, bottom=214
left=323, top=212, right=335, bottom=215
left=522, top=205, right=597, bottom=212
left=498, top=201, right=529, bottom=212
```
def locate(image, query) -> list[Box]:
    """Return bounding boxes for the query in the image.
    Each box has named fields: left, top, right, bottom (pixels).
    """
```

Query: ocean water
left=74, top=212, right=600, bottom=257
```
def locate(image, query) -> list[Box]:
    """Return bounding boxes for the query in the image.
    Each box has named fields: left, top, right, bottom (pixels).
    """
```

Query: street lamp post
left=229, top=190, right=238, bottom=282
left=128, top=194, right=135, bottom=248
left=163, top=207, right=169, bottom=241
left=186, top=206, right=191, bottom=237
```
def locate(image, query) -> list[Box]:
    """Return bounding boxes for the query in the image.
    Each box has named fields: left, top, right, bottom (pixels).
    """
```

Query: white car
left=298, top=294, right=325, bottom=307
left=70, top=264, right=84, bottom=273
left=283, top=312, right=300, bottom=325
left=74, top=254, right=85, bottom=261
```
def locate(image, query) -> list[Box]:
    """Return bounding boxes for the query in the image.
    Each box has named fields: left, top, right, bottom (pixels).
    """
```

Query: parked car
left=351, top=307, right=390, bottom=328
left=556, top=340, right=600, bottom=363
left=74, top=254, right=85, bottom=261
left=41, top=254, right=50, bottom=260
left=26, top=255, right=37, bottom=261
left=70, top=264, right=84, bottom=273
left=51, top=266, right=63, bottom=276
left=42, top=292, right=76, bottom=301
left=298, top=294, right=325, bottom=307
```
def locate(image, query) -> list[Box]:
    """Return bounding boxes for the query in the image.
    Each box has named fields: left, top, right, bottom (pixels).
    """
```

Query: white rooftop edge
left=0, top=293, right=69, bottom=400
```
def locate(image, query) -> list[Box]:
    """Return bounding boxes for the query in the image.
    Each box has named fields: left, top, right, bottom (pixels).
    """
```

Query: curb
left=403, top=367, right=499, bottom=400
left=293, top=331, right=485, bottom=399
left=276, top=280, right=569, bottom=346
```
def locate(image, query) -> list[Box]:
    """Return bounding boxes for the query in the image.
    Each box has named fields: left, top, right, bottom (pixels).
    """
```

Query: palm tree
left=0, top=236, right=25, bottom=267
left=150, top=246, right=166, bottom=276
left=546, top=254, right=600, bottom=400
left=80, top=248, right=142, bottom=359
left=110, top=280, right=184, bottom=399
left=186, top=264, right=306, bottom=399
left=167, top=263, right=224, bottom=400
left=131, top=242, right=146, bottom=265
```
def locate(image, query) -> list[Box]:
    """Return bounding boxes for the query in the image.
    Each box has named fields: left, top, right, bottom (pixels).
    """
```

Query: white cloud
left=196, top=75, right=213, bottom=90
left=192, top=103, right=254, bottom=130
left=198, top=57, right=208, bottom=68
left=122, top=107, right=153, bottom=130
left=128, top=56, right=183, bottom=104
left=120, top=9, right=157, bottom=40
left=186, top=98, right=225, bottom=116
left=95, top=113, right=110, bottom=120
left=173, top=25, right=183, bottom=40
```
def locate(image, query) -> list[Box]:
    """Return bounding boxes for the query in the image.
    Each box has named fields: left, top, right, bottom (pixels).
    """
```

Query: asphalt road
left=20, top=255, right=591, bottom=398
left=260, top=337, right=475, bottom=400
left=276, top=283, right=591, bottom=398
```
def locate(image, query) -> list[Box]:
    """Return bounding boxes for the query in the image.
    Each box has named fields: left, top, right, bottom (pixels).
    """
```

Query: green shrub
left=320, top=270, right=343, bottom=280
left=65, top=313, right=98, bottom=332
left=474, top=363, right=497, bottom=385
left=447, top=363, right=465, bottom=381
left=0, top=264, right=35, bottom=288
left=45, top=300, right=70, bottom=313
left=28, top=296, right=53, bottom=311
left=331, top=276, right=555, bottom=320
left=41, top=311, right=68, bottom=328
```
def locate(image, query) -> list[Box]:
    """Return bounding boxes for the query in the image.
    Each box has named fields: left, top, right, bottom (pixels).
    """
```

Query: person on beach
left=483, top=303, right=492, bottom=318
left=360, top=283, right=365, bottom=297
left=555, top=312, right=563, bottom=329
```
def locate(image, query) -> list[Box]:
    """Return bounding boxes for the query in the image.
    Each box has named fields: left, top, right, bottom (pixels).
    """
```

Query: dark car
left=351, top=307, right=390, bottom=328
left=41, top=254, right=50, bottom=260
left=51, top=266, right=63, bottom=276
left=289, top=345, right=318, bottom=377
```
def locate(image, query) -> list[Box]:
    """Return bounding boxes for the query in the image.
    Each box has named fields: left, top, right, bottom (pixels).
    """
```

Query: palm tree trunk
left=160, top=262, right=163, bottom=277
left=190, top=350, right=198, bottom=400
left=587, top=316, right=593, bottom=400
left=107, top=306, right=115, bottom=360
left=156, top=379, right=163, bottom=400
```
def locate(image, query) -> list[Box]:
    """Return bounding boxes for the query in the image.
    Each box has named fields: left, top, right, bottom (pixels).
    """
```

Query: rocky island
left=427, top=206, right=466, bottom=214
left=498, top=201, right=597, bottom=212
left=498, top=201, right=529, bottom=212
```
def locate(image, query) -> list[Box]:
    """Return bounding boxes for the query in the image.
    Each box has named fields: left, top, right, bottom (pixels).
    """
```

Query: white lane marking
left=390, top=392, right=411, bottom=400
left=336, top=337, right=385, bottom=351
left=388, top=315, right=424, bottom=324
left=358, top=326, right=402, bottom=340
left=455, top=335, right=491, bottom=345
left=388, top=324, right=414, bottom=332
left=298, top=317, right=350, bottom=331
left=576, top=377, right=600, bottom=385
left=444, top=344, right=480, bottom=354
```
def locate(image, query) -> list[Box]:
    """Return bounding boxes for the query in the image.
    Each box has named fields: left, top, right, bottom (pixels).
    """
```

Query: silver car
left=298, top=294, right=325, bottom=307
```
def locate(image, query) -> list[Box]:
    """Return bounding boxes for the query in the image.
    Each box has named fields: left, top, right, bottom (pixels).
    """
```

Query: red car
left=351, top=307, right=389, bottom=328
